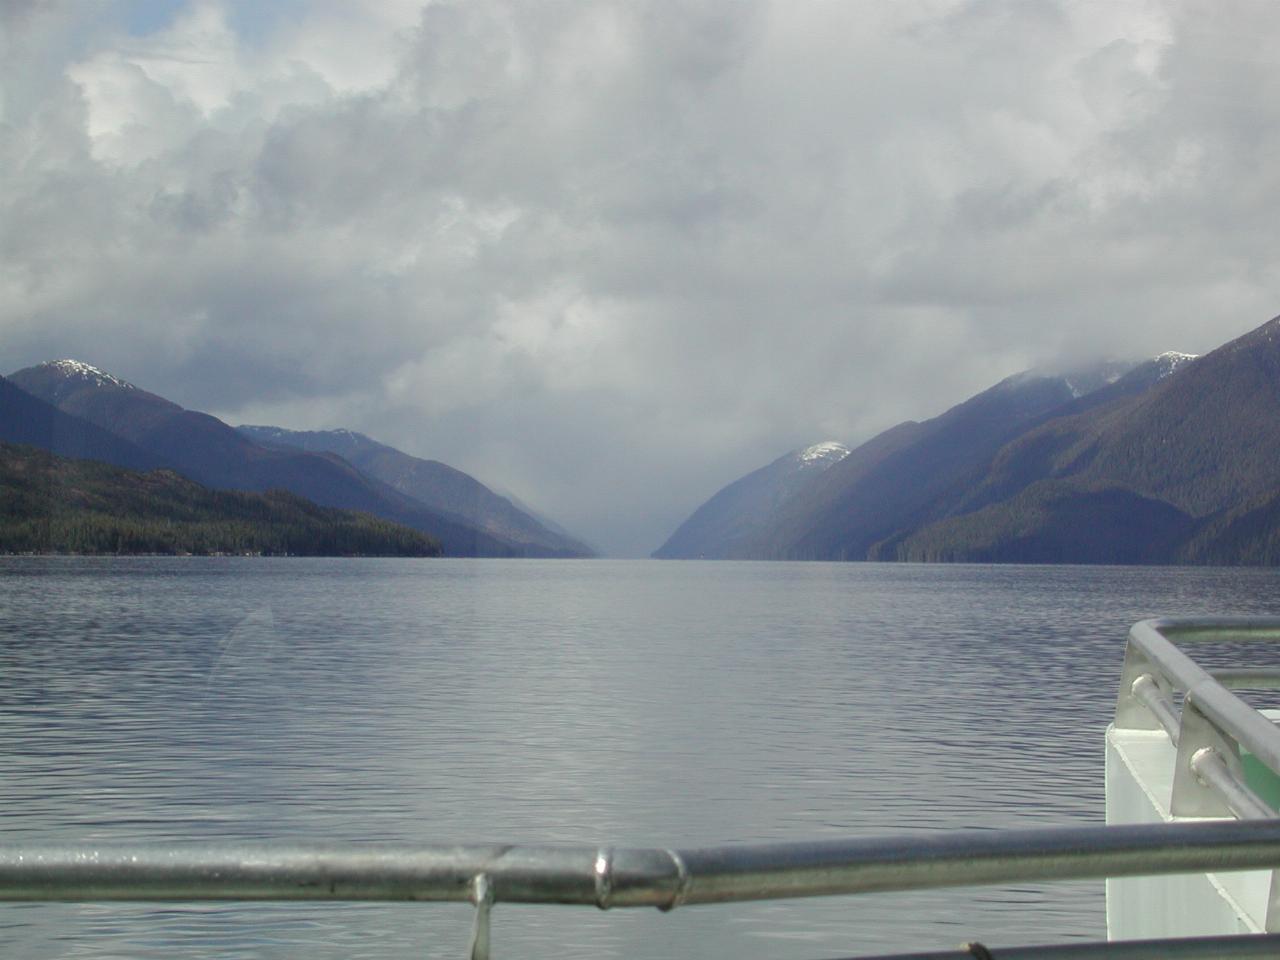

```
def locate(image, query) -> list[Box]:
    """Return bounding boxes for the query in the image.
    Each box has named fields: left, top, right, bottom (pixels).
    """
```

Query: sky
left=3, top=1, right=1280, bottom=556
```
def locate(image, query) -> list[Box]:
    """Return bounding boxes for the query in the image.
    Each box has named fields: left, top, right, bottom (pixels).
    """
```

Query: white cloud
left=4, top=0, right=1280, bottom=554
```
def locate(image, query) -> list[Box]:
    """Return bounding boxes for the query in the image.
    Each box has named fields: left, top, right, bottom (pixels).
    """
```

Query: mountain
left=912, top=352, right=1202, bottom=524
left=1178, top=486, right=1280, bottom=566
left=883, top=317, right=1280, bottom=563
left=237, top=426, right=594, bottom=558
left=6, top=360, right=523, bottom=557
left=0, top=372, right=168, bottom=473
left=0, top=442, right=439, bottom=557
left=496, top=487, right=593, bottom=547
left=714, top=359, right=1144, bottom=560
left=652, top=441, right=854, bottom=558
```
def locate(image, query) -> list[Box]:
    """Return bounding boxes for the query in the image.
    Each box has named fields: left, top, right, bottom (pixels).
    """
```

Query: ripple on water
left=4, top=558, right=1280, bottom=958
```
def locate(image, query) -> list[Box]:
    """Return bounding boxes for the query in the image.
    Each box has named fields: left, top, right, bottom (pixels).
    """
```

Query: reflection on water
left=3, top=558, right=1280, bottom=959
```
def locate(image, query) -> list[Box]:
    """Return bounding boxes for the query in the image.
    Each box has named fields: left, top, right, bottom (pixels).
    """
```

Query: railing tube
left=6, top=821, right=1280, bottom=908
left=845, top=933, right=1280, bottom=960
left=674, top=821, right=1280, bottom=904
left=0, top=843, right=682, bottom=908
left=1130, top=673, right=1180, bottom=745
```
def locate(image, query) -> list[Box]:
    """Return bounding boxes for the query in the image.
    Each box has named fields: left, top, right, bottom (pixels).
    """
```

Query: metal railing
left=1115, top=617, right=1280, bottom=821
left=6, top=824, right=1280, bottom=959
left=6, top=617, right=1280, bottom=959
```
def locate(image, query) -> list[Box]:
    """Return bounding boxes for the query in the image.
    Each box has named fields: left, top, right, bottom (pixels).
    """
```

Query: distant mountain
left=714, top=360, right=1145, bottom=560
left=237, top=426, right=594, bottom=558
left=6, top=360, right=523, bottom=557
left=652, top=441, right=853, bottom=558
left=883, top=318, right=1280, bottom=563
left=497, top=487, right=594, bottom=548
left=0, top=442, right=440, bottom=557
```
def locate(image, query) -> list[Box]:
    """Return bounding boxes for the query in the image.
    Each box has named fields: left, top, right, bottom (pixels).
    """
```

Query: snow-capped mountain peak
left=798, top=441, right=850, bottom=465
left=41, top=359, right=135, bottom=390
left=1152, top=351, right=1198, bottom=379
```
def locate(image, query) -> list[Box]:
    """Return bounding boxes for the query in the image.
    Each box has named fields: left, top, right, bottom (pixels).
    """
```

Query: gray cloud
left=3, top=1, right=1279, bottom=555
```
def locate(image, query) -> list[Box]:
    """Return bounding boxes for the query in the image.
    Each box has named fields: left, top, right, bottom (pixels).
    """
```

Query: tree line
left=0, top=443, right=441, bottom=557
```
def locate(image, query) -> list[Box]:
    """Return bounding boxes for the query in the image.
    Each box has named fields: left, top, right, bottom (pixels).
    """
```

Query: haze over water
left=5, top=558, right=1280, bottom=959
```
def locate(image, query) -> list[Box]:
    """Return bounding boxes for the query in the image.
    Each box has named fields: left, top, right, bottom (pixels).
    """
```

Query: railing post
left=469, top=873, right=493, bottom=960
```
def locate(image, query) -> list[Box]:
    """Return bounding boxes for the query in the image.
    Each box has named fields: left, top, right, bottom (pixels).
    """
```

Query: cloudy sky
left=3, top=1, right=1279, bottom=555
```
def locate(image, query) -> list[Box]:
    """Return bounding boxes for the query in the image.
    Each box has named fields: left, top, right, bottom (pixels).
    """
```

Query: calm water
left=4, top=558, right=1280, bottom=959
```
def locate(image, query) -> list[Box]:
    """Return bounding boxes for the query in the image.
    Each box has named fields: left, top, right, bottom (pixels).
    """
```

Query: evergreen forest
left=0, top=443, right=441, bottom=557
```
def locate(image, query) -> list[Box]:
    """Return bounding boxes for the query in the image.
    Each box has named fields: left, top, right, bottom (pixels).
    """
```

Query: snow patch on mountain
left=798, top=441, right=850, bottom=465
left=43, top=359, right=135, bottom=389
left=240, top=424, right=289, bottom=441
left=1153, top=351, right=1198, bottom=378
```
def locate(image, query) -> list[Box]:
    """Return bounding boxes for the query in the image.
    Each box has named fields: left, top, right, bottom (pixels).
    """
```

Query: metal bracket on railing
left=1172, top=694, right=1251, bottom=819
left=1116, top=644, right=1172, bottom=731
left=1189, top=746, right=1275, bottom=821
left=469, top=873, right=493, bottom=960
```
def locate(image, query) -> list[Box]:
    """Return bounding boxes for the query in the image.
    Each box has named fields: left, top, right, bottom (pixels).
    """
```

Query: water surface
left=4, top=558, right=1280, bottom=958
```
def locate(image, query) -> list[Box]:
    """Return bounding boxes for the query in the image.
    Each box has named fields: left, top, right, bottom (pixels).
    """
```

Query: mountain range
left=2, top=360, right=592, bottom=558
left=7, top=314, right=1280, bottom=565
left=236, top=425, right=594, bottom=557
left=656, top=315, right=1280, bottom=565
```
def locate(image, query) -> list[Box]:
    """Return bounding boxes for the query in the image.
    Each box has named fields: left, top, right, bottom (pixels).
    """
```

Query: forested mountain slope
left=883, top=318, right=1280, bottom=563
left=239, top=425, right=593, bottom=558
left=7, top=361, right=522, bottom=556
left=0, top=442, right=440, bottom=557
left=733, top=362, right=1140, bottom=560
left=653, top=441, right=854, bottom=559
